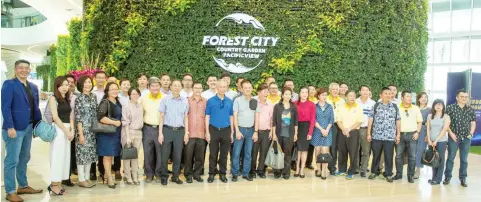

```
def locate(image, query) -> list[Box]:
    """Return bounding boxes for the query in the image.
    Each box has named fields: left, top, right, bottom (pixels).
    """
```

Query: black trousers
left=371, top=139, right=395, bottom=177
left=70, top=140, right=77, bottom=176
left=160, top=127, right=184, bottom=178
left=274, top=136, right=294, bottom=176
left=143, top=125, right=162, bottom=178
left=183, top=138, right=206, bottom=178
left=251, top=130, right=271, bottom=174
left=337, top=129, right=360, bottom=175
left=328, top=124, right=339, bottom=173
left=209, top=125, right=231, bottom=175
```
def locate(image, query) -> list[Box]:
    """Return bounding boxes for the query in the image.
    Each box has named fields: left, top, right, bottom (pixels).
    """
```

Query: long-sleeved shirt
left=295, top=100, right=316, bottom=136
left=121, top=102, right=144, bottom=131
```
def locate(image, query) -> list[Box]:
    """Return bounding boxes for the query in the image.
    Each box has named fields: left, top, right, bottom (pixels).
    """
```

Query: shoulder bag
left=265, top=141, right=285, bottom=170
left=91, top=99, right=118, bottom=133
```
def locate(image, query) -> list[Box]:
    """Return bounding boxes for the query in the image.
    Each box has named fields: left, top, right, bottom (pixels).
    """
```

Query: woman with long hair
left=74, top=75, right=98, bottom=188
left=426, top=99, right=450, bottom=185
left=294, top=87, right=315, bottom=178
left=414, top=92, right=431, bottom=179
left=272, top=87, right=298, bottom=180
left=97, top=82, right=122, bottom=188
left=47, top=76, right=74, bottom=195
left=310, top=88, right=334, bottom=179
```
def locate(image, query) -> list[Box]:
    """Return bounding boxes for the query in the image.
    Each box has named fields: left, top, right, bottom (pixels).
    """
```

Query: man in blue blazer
left=2, top=60, right=43, bottom=202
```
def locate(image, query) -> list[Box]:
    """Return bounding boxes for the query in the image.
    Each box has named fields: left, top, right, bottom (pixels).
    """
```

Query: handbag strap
left=424, top=146, right=438, bottom=163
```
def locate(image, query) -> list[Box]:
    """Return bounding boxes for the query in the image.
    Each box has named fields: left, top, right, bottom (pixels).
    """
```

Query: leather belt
left=401, top=131, right=415, bottom=135
left=259, top=129, right=271, bottom=133
left=209, top=125, right=230, bottom=131
left=144, top=123, right=159, bottom=128
left=360, top=127, right=368, bottom=129
left=163, top=125, right=184, bottom=131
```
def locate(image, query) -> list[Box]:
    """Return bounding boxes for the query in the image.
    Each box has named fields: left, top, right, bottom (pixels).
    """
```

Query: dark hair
left=137, top=73, right=148, bottom=80
left=235, top=77, right=244, bottom=83
left=416, top=92, right=428, bottom=107
left=346, top=90, right=357, bottom=97
left=53, top=76, right=70, bottom=104
left=171, top=79, right=182, bottom=86
left=381, top=87, right=391, bottom=94
left=430, top=99, right=445, bottom=119
left=401, top=90, right=411, bottom=98
left=296, top=87, right=309, bottom=105
left=183, top=73, right=193, bottom=80
left=339, top=82, right=348, bottom=87
left=160, top=73, right=170, bottom=80
left=387, top=84, right=397, bottom=88
left=220, top=72, right=231, bottom=79
left=128, top=88, right=141, bottom=98
left=283, top=79, right=294, bottom=87
left=65, top=74, right=75, bottom=81
left=240, top=79, right=252, bottom=87
left=269, top=82, right=278, bottom=88
left=257, top=83, right=268, bottom=92
left=94, top=71, right=107, bottom=78
left=119, top=78, right=130, bottom=86
left=192, top=81, right=202, bottom=88
left=316, top=87, right=328, bottom=98
left=14, top=59, right=30, bottom=67
left=207, top=74, right=217, bottom=80
left=102, top=82, right=120, bottom=102
left=77, top=75, right=94, bottom=93
left=359, top=85, right=370, bottom=91
left=456, top=89, right=467, bottom=96
left=281, top=87, right=293, bottom=103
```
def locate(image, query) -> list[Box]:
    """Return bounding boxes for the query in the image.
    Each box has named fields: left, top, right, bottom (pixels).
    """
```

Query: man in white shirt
left=201, top=75, right=217, bottom=100
left=356, top=85, right=376, bottom=177
left=160, top=73, right=172, bottom=96
left=92, top=71, right=107, bottom=105
left=180, top=73, right=194, bottom=98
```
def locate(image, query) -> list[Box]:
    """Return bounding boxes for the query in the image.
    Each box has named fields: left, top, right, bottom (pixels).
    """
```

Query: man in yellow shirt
left=336, top=91, right=363, bottom=179
left=267, top=83, right=281, bottom=105
left=141, top=77, right=163, bottom=183
left=393, top=91, right=422, bottom=183
left=326, top=82, right=345, bottom=175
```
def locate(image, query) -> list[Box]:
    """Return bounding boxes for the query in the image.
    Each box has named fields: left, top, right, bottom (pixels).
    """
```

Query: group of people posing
left=1, top=59, right=476, bottom=202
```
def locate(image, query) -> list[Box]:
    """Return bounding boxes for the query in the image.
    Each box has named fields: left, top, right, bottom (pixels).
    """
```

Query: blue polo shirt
left=206, top=94, right=233, bottom=128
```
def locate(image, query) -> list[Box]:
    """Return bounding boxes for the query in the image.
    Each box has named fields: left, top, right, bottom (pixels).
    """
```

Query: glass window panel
left=432, top=66, right=449, bottom=91
left=471, top=65, right=481, bottom=73
left=452, top=10, right=471, bottom=32
left=450, top=65, right=470, bottom=72
left=474, top=0, right=481, bottom=8
left=452, top=0, right=472, bottom=10
left=432, top=1, right=451, bottom=12
left=425, top=65, right=433, bottom=91
left=430, top=92, right=447, bottom=102
left=471, top=39, right=481, bottom=62
left=428, top=41, right=434, bottom=63
left=428, top=13, right=433, bottom=32
left=432, top=11, right=451, bottom=34
left=433, top=39, right=451, bottom=63
left=451, top=38, right=470, bottom=62
left=473, top=9, right=481, bottom=31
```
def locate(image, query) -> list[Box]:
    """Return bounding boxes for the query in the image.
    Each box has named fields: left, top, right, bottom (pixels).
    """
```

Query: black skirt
left=296, top=121, right=310, bottom=151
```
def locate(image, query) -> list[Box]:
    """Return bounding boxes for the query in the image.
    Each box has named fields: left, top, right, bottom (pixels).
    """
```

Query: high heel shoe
left=107, top=177, right=116, bottom=189
left=300, top=174, right=305, bottom=178
left=315, top=170, right=322, bottom=177
left=294, top=174, right=300, bottom=177
left=47, top=185, right=64, bottom=196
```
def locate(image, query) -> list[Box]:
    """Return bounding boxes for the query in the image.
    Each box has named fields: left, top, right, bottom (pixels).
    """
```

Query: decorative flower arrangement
left=69, top=68, right=101, bottom=80
left=69, top=52, right=104, bottom=80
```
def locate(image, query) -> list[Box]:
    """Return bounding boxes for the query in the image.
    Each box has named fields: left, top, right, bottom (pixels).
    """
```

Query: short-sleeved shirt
left=337, top=103, right=364, bottom=130
left=399, top=104, right=423, bottom=132
left=326, top=95, right=346, bottom=120
left=257, top=100, right=274, bottom=130
left=356, top=98, right=376, bottom=127
left=201, top=89, right=217, bottom=100
left=180, top=89, right=193, bottom=98
left=206, top=95, right=233, bottom=128
left=188, top=96, right=207, bottom=139
left=226, top=89, right=237, bottom=100
left=141, top=92, right=163, bottom=125
left=368, top=102, right=401, bottom=141
left=267, top=94, right=281, bottom=105
left=234, top=95, right=257, bottom=127
left=446, top=104, right=476, bottom=140
left=158, top=95, right=189, bottom=127
left=92, top=86, right=105, bottom=105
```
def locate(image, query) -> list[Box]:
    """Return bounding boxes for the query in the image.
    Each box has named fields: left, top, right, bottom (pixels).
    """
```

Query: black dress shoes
left=219, top=175, right=228, bottom=183
left=242, top=175, right=253, bottom=181
left=249, top=173, right=256, bottom=179
left=171, top=178, right=183, bottom=185
left=393, top=175, right=403, bottom=180
left=443, top=177, right=451, bottom=185
left=62, top=180, right=74, bottom=187
left=186, top=176, right=193, bottom=184
left=274, top=173, right=281, bottom=179
left=283, top=175, right=290, bottom=180
left=360, top=172, right=366, bottom=178
left=145, top=177, right=153, bottom=183
left=232, top=175, right=238, bottom=182
left=460, top=179, right=468, bottom=187
left=193, top=176, right=203, bottom=182
left=161, top=178, right=168, bottom=185
left=430, top=180, right=440, bottom=185
left=258, top=173, right=266, bottom=179
left=207, top=175, right=215, bottom=183
left=408, top=176, right=414, bottom=183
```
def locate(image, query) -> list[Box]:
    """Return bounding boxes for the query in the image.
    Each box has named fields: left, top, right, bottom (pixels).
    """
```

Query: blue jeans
left=2, top=124, right=33, bottom=194
left=431, top=142, right=447, bottom=182
left=395, top=132, right=417, bottom=177
left=231, top=127, right=254, bottom=177
left=445, top=137, right=471, bottom=180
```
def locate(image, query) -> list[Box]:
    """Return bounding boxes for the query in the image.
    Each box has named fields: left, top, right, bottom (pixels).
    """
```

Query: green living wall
left=85, top=0, right=428, bottom=94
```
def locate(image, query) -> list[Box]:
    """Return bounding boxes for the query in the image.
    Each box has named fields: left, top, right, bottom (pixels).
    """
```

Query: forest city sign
left=202, top=13, right=280, bottom=73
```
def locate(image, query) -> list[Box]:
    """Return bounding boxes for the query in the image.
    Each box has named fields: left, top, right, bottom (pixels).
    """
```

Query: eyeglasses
left=405, top=109, right=409, bottom=117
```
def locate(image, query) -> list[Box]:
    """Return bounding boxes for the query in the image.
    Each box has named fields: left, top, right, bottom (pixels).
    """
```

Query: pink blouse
left=295, top=100, right=316, bottom=136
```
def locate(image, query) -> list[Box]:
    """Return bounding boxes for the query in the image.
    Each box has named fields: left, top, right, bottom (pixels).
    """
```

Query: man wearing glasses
left=393, top=90, right=422, bottom=183
left=180, top=73, right=193, bottom=98
left=205, top=80, right=234, bottom=183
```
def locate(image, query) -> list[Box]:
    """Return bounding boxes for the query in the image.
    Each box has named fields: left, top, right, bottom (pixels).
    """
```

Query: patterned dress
left=416, top=107, right=431, bottom=167
left=74, top=93, right=98, bottom=165
left=311, top=103, right=335, bottom=147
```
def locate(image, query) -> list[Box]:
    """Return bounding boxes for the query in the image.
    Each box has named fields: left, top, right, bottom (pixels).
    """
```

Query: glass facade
left=426, top=0, right=481, bottom=101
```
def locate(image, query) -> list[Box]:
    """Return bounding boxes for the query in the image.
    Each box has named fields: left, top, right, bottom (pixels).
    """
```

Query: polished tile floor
left=2, top=138, right=481, bottom=202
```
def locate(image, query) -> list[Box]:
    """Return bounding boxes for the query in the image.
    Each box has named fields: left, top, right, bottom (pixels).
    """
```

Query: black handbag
left=421, top=146, right=440, bottom=168
left=91, top=99, right=118, bottom=133
left=291, top=146, right=298, bottom=162
left=316, top=153, right=333, bottom=164
left=121, top=143, right=138, bottom=160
